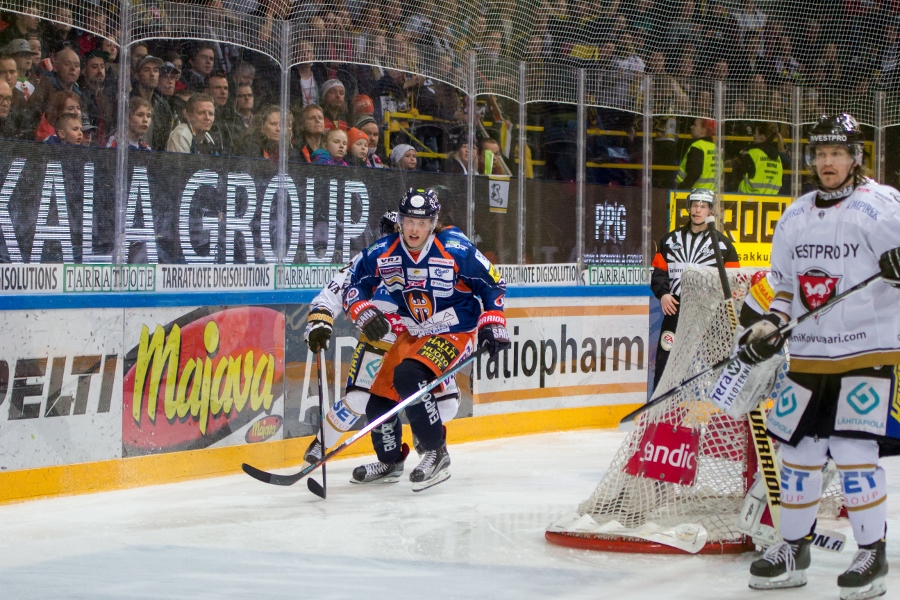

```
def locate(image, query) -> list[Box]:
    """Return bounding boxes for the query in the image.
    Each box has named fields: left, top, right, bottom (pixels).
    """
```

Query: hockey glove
left=477, top=311, right=511, bottom=357
left=349, top=301, right=390, bottom=341
left=879, top=247, right=900, bottom=287
left=304, top=308, right=334, bottom=353
left=737, top=313, right=786, bottom=365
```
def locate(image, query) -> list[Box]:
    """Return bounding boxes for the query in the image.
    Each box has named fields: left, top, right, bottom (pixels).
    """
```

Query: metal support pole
left=713, top=79, right=724, bottom=229
left=576, top=68, right=585, bottom=269
left=277, top=20, right=290, bottom=264
left=792, top=86, right=801, bottom=199
left=517, top=62, right=526, bottom=267
left=113, top=3, right=132, bottom=267
left=876, top=91, right=885, bottom=183
left=466, top=52, right=476, bottom=240
left=642, top=75, right=652, bottom=268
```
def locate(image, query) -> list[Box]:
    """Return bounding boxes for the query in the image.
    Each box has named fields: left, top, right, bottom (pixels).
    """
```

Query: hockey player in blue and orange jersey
left=343, top=188, right=510, bottom=491
left=301, top=212, right=463, bottom=465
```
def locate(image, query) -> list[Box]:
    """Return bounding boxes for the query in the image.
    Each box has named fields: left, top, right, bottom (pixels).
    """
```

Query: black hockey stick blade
left=619, top=271, right=884, bottom=431
left=241, top=347, right=487, bottom=486
left=307, top=477, right=326, bottom=498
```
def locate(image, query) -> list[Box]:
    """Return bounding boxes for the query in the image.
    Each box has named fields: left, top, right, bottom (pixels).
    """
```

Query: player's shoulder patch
left=779, top=194, right=813, bottom=226
left=366, top=237, right=390, bottom=254
left=439, top=230, right=470, bottom=254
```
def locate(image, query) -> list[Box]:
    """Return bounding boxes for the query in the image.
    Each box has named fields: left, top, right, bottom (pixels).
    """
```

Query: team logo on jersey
left=429, top=257, right=454, bottom=267
left=430, top=267, right=454, bottom=281
left=797, top=268, right=840, bottom=311
left=407, top=268, right=427, bottom=280
left=404, top=289, right=435, bottom=323
left=377, top=256, right=402, bottom=267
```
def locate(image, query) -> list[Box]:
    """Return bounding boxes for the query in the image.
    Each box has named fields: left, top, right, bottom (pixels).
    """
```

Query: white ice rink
left=1, top=429, right=899, bottom=600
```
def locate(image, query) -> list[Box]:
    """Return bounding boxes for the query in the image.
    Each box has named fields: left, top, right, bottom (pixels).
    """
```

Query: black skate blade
left=307, top=477, right=326, bottom=499
left=412, top=471, right=451, bottom=493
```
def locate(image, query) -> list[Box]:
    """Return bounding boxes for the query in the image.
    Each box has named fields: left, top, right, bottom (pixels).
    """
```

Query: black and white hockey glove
left=477, top=311, right=511, bottom=358
left=879, top=247, right=900, bottom=288
left=349, top=301, right=390, bottom=342
left=304, top=308, right=334, bottom=353
left=737, top=313, right=786, bottom=365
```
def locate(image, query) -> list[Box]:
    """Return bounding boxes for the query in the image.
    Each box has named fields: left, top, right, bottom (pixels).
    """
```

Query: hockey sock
left=831, top=437, right=887, bottom=546
left=780, top=436, right=828, bottom=542
left=366, top=394, right=403, bottom=464
left=324, top=389, right=368, bottom=447
left=395, top=359, right=445, bottom=452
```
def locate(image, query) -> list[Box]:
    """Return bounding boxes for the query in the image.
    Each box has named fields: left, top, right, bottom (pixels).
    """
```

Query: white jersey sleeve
left=310, top=257, right=357, bottom=316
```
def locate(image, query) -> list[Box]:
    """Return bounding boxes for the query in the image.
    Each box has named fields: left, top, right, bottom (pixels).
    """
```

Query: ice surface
left=0, top=429, right=898, bottom=599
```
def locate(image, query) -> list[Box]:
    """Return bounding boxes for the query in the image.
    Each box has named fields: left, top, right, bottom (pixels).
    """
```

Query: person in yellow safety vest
left=734, top=122, right=784, bottom=195
left=676, top=118, right=718, bottom=190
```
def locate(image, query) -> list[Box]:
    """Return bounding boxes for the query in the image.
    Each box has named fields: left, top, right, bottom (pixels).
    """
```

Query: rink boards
left=0, top=283, right=651, bottom=503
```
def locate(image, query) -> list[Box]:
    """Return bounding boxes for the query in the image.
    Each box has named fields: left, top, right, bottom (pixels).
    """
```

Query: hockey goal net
left=546, top=266, right=840, bottom=554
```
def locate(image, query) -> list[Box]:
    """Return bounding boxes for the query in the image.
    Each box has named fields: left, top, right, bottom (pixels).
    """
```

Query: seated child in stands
left=312, top=128, right=348, bottom=166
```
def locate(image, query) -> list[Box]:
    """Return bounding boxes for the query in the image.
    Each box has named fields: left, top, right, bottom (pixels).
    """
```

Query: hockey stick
left=306, top=350, right=328, bottom=499
left=619, top=270, right=883, bottom=430
left=705, top=217, right=781, bottom=531
left=242, top=347, right=487, bottom=486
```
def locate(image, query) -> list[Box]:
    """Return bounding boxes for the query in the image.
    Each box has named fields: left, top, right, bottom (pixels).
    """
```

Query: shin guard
left=366, top=394, right=403, bottom=464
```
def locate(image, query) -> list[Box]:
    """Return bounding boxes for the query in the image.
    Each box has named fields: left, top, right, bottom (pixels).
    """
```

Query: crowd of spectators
left=0, top=0, right=897, bottom=184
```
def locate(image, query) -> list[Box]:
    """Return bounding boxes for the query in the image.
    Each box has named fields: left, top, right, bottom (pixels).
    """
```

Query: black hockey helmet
left=398, top=188, right=440, bottom=219
left=378, top=211, right=398, bottom=237
left=686, top=188, right=715, bottom=211
left=805, top=113, right=864, bottom=168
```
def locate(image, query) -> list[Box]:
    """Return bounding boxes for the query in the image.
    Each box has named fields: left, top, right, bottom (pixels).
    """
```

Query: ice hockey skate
left=410, top=444, right=451, bottom=492
left=303, top=437, right=323, bottom=465
left=838, top=540, right=888, bottom=600
left=748, top=535, right=812, bottom=590
left=351, top=444, right=409, bottom=484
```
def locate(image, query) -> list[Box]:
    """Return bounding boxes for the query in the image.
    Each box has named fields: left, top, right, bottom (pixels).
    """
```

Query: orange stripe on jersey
left=432, top=238, right=460, bottom=273
left=651, top=253, right=668, bottom=270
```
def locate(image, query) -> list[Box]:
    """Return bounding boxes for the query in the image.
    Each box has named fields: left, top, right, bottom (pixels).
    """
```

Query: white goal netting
left=547, top=267, right=841, bottom=554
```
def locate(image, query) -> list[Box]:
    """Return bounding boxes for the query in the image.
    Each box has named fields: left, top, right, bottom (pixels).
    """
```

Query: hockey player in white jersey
left=302, top=212, right=461, bottom=467
left=739, top=114, right=900, bottom=599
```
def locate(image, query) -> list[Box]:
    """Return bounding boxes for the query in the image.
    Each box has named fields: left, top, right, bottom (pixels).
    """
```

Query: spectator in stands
left=312, top=128, right=349, bottom=165
left=444, top=136, right=472, bottom=175
left=231, top=60, right=256, bottom=96
left=107, top=97, right=153, bottom=150
left=320, top=79, right=348, bottom=131
left=29, top=47, right=81, bottom=120
left=479, top=137, right=506, bottom=175
left=100, top=38, right=120, bottom=90
left=0, top=80, right=16, bottom=139
left=0, top=5, right=42, bottom=48
left=129, top=43, right=149, bottom=79
left=205, top=72, right=236, bottom=153
left=354, top=114, right=386, bottom=168
left=0, top=54, right=24, bottom=109
left=4, top=39, right=34, bottom=100
left=773, top=36, right=800, bottom=84
left=676, top=118, right=717, bottom=190
left=297, top=103, right=325, bottom=161
left=80, top=121, right=97, bottom=147
left=41, top=7, right=77, bottom=55
left=747, top=73, right=768, bottom=113
left=80, top=49, right=113, bottom=146
left=46, top=113, right=81, bottom=145
left=293, top=41, right=323, bottom=108
left=391, top=143, right=417, bottom=170
left=166, top=93, right=220, bottom=155
left=233, top=84, right=254, bottom=134
left=183, top=44, right=216, bottom=92
left=346, top=127, right=370, bottom=167
left=34, top=89, right=80, bottom=141
left=709, top=60, right=729, bottom=81
left=734, top=0, right=767, bottom=40
left=131, top=55, right=174, bottom=152
left=156, top=61, right=181, bottom=110
left=732, top=121, right=783, bottom=195
left=352, top=94, right=374, bottom=123
left=355, top=35, right=388, bottom=110
left=236, top=105, right=298, bottom=161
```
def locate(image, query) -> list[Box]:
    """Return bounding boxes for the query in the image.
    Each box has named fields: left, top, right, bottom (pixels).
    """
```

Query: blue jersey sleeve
left=451, top=237, right=506, bottom=313
left=343, top=237, right=392, bottom=312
